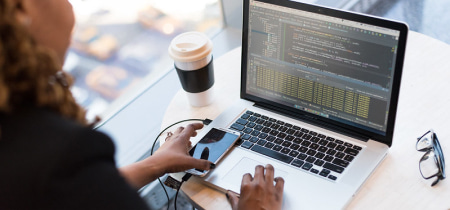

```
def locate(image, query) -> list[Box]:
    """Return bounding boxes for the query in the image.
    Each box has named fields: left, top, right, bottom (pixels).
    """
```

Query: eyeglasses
left=416, top=130, right=446, bottom=186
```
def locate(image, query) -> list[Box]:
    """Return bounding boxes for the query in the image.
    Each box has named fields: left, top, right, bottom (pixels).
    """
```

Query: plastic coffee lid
left=169, top=31, right=213, bottom=62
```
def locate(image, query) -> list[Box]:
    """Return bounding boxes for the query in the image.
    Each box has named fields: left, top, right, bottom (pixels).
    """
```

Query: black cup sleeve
left=175, top=58, right=215, bottom=93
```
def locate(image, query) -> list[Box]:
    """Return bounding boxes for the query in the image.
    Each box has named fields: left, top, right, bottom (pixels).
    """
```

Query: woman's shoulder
left=0, top=106, right=115, bottom=163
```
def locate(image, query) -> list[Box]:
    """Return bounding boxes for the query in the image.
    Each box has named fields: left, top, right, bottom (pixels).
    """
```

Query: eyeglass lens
left=419, top=150, right=440, bottom=178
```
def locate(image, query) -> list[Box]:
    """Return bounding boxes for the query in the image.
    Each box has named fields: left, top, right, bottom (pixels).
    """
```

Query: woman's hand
left=226, top=164, right=284, bottom=210
left=153, top=123, right=214, bottom=174
left=119, top=123, right=213, bottom=189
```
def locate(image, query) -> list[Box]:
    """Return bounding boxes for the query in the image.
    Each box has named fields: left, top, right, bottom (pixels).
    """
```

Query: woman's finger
left=264, top=164, right=275, bottom=184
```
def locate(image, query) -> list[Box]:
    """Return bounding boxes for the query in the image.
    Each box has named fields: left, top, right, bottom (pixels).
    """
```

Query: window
left=65, top=0, right=223, bottom=120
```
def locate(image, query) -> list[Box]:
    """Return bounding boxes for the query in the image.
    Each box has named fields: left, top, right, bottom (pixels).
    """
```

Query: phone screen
left=189, top=128, right=239, bottom=167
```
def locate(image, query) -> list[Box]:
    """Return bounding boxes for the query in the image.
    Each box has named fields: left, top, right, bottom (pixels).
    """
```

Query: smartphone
left=186, top=128, right=241, bottom=176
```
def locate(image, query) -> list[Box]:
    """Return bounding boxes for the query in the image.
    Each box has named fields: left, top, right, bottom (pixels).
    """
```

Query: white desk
left=162, top=31, right=450, bottom=209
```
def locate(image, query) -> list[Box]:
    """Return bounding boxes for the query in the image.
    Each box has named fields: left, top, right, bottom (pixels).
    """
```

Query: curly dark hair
left=0, top=0, right=88, bottom=125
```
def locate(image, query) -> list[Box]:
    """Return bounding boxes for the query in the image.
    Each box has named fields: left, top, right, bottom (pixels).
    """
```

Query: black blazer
left=0, top=107, right=149, bottom=210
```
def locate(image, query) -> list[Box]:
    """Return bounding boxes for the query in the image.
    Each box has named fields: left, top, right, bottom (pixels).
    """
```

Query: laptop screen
left=242, top=0, right=407, bottom=142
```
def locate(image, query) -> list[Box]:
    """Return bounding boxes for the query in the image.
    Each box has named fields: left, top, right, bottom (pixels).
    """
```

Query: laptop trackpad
left=223, top=157, right=288, bottom=192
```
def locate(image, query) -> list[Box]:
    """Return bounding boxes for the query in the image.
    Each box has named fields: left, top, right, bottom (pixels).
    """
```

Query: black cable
left=139, top=118, right=211, bottom=210
left=150, top=119, right=205, bottom=205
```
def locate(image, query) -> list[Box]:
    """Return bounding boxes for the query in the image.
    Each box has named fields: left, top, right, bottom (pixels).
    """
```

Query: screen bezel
left=240, top=0, right=409, bottom=147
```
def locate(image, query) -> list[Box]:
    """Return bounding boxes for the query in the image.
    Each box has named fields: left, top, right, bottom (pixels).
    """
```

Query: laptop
left=194, top=0, right=408, bottom=209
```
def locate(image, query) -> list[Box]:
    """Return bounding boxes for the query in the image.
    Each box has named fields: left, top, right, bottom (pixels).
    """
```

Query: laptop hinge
left=254, top=102, right=370, bottom=142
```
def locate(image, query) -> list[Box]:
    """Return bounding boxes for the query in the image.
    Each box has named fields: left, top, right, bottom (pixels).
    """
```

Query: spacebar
left=250, top=145, right=294, bottom=164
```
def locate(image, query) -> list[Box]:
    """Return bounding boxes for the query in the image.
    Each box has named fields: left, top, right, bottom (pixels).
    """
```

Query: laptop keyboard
left=229, top=110, right=363, bottom=181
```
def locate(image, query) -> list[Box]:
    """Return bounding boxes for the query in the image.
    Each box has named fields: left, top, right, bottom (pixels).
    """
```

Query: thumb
left=226, top=190, right=239, bottom=210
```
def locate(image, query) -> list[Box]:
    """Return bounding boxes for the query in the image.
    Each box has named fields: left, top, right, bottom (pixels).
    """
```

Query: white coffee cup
left=169, top=31, right=215, bottom=107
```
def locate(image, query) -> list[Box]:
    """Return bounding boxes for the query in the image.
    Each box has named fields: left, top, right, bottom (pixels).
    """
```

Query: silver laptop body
left=194, top=0, right=408, bottom=209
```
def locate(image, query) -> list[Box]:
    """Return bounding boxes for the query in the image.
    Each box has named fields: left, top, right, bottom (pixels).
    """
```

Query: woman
left=0, top=0, right=284, bottom=209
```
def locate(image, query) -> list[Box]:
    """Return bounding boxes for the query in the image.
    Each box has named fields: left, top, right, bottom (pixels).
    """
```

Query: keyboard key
left=344, top=142, right=353, bottom=147
left=274, top=138, right=283, bottom=145
left=261, top=116, right=269, bottom=120
left=230, top=123, right=245, bottom=131
left=297, top=153, right=307, bottom=160
left=324, top=155, right=334, bottom=162
left=323, top=162, right=344, bottom=173
left=254, top=125, right=263, bottom=131
left=303, top=134, right=312, bottom=140
left=241, top=141, right=253, bottom=149
left=293, top=138, right=302, bottom=144
left=326, top=142, right=337, bottom=149
left=285, top=135, right=295, bottom=141
left=315, top=152, right=325, bottom=159
left=245, top=110, right=254, bottom=115
left=248, top=116, right=257, bottom=122
left=277, top=132, right=287, bottom=139
left=266, top=136, right=276, bottom=142
left=241, top=114, right=250, bottom=119
left=280, top=148, right=291, bottom=154
left=326, top=137, right=335, bottom=141
left=257, top=139, right=267, bottom=146
left=328, top=175, right=337, bottom=181
left=336, top=145, right=346, bottom=151
left=262, top=127, right=271, bottom=133
left=278, top=126, right=288, bottom=132
left=326, top=149, right=337, bottom=156
left=332, top=158, right=349, bottom=168
left=255, top=119, right=265, bottom=124
left=353, top=145, right=362, bottom=151
left=258, top=133, right=268, bottom=139
left=291, top=159, right=304, bottom=168
left=265, top=142, right=275, bottom=149
left=282, top=141, right=291, bottom=147
left=302, top=163, right=313, bottom=170
left=253, top=113, right=261, bottom=117
left=298, top=146, right=308, bottom=153
left=271, top=124, right=280, bottom=130
left=318, top=134, right=326, bottom=139
left=335, top=152, right=345, bottom=159
left=335, top=140, right=344, bottom=144
left=318, top=146, right=328, bottom=153
left=269, top=130, right=279, bottom=136
left=306, top=149, right=316, bottom=156
left=314, top=159, right=325, bottom=166
left=286, top=129, right=296, bottom=135
left=293, top=126, right=301, bottom=130
left=309, top=131, right=318, bottom=136
left=309, top=143, right=319, bottom=150
left=288, top=150, right=299, bottom=157
left=285, top=123, right=293, bottom=128
left=344, top=148, right=359, bottom=156
left=294, top=131, right=304, bottom=137
left=273, top=145, right=282, bottom=151
left=310, top=168, right=320, bottom=174
left=318, top=140, right=328, bottom=146
left=243, top=128, right=253, bottom=134
left=276, top=120, right=285, bottom=125
left=251, top=145, right=293, bottom=164
left=301, top=141, right=311, bottom=147
left=247, top=122, right=256, bottom=128
left=241, top=134, right=251, bottom=140
left=301, top=128, right=309, bottom=133
left=263, top=121, right=273, bottom=127
left=306, top=156, right=316, bottom=163
left=249, top=137, right=259, bottom=143
left=319, top=169, right=330, bottom=177
left=344, top=155, right=354, bottom=162
left=236, top=118, right=248, bottom=125
left=290, top=144, right=300, bottom=150
left=269, top=118, right=277, bottom=122
left=251, top=130, right=260, bottom=136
